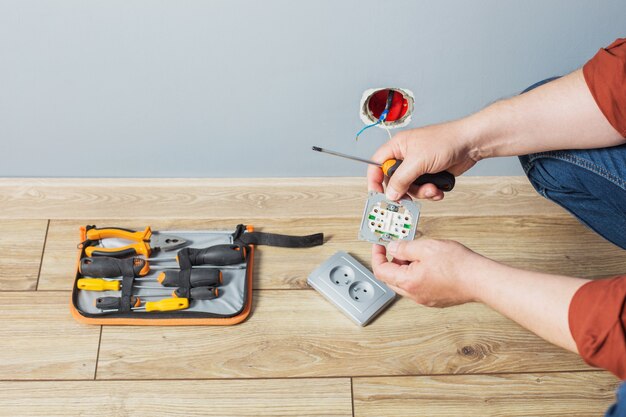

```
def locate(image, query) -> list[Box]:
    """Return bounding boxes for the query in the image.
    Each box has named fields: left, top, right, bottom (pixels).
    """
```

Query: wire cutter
left=82, top=226, right=188, bottom=258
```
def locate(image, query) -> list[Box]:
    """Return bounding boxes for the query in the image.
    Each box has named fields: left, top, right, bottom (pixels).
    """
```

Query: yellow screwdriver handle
left=143, top=298, right=189, bottom=312
left=77, top=278, right=121, bottom=292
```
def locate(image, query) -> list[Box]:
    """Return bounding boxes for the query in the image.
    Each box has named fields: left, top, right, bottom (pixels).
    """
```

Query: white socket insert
left=359, top=192, right=421, bottom=245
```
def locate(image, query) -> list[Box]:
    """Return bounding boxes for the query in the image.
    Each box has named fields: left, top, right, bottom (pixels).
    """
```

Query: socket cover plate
left=307, top=251, right=396, bottom=326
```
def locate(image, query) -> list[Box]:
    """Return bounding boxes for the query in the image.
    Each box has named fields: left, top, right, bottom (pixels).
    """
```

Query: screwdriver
left=95, top=292, right=213, bottom=310
left=77, top=278, right=173, bottom=292
left=95, top=295, right=144, bottom=310
left=173, top=287, right=219, bottom=300
left=95, top=295, right=175, bottom=310
left=79, top=256, right=238, bottom=282
left=311, top=146, right=455, bottom=192
left=83, top=278, right=219, bottom=301
left=151, top=244, right=247, bottom=266
left=157, top=269, right=222, bottom=287
left=79, top=257, right=150, bottom=278
left=100, top=297, right=189, bottom=313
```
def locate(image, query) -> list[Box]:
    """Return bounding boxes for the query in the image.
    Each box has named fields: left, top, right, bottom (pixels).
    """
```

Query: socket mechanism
left=359, top=192, right=420, bottom=245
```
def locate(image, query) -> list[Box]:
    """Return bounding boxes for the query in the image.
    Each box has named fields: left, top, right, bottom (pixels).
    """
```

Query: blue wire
left=355, top=120, right=381, bottom=140
left=356, top=92, right=393, bottom=140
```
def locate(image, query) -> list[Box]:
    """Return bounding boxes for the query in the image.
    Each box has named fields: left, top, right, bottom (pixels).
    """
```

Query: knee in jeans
left=522, top=154, right=583, bottom=196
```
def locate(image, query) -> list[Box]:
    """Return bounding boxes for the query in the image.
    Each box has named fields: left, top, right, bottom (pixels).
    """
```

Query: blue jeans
left=519, top=78, right=626, bottom=250
left=519, top=78, right=626, bottom=416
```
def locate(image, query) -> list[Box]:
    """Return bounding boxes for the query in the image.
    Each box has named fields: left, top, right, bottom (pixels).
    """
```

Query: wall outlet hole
left=360, top=87, right=415, bottom=128
left=349, top=281, right=375, bottom=302
left=329, top=265, right=355, bottom=286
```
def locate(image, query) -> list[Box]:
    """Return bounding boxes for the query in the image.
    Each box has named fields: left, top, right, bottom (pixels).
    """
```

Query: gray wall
left=1, top=0, right=624, bottom=178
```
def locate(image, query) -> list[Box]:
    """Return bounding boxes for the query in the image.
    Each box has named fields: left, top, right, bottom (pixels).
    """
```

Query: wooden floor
left=0, top=177, right=621, bottom=416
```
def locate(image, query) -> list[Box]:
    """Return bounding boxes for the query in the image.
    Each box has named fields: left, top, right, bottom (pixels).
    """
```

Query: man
left=368, top=39, right=626, bottom=415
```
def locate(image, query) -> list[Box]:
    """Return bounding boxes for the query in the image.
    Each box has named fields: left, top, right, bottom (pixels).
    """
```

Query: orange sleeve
left=569, top=276, right=626, bottom=380
left=583, top=38, right=626, bottom=137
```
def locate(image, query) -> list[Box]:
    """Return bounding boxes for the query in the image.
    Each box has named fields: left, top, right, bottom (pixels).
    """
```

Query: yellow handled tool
left=77, top=278, right=121, bottom=291
left=134, top=298, right=189, bottom=312
left=77, top=278, right=169, bottom=292
left=99, top=297, right=189, bottom=313
left=83, top=226, right=188, bottom=258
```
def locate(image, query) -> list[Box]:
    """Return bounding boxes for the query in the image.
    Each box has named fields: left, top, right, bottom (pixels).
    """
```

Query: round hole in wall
left=361, top=87, right=414, bottom=127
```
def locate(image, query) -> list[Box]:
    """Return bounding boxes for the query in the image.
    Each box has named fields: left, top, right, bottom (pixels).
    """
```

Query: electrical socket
left=358, top=191, right=420, bottom=245
left=307, top=251, right=396, bottom=326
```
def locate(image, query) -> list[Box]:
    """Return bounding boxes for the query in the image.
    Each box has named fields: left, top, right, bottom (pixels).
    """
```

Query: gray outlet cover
left=307, top=251, right=396, bottom=326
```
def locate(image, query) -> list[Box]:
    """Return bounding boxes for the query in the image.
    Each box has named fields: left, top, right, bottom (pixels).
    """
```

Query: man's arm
left=372, top=240, right=588, bottom=352
left=467, top=69, right=624, bottom=161
left=373, top=240, right=626, bottom=378
left=368, top=69, right=625, bottom=201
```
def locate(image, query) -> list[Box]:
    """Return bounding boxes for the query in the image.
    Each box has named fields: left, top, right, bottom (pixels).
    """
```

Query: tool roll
left=71, top=224, right=323, bottom=325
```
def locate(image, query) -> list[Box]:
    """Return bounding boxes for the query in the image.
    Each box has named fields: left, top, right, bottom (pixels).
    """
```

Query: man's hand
left=371, top=238, right=481, bottom=307
left=367, top=122, right=480, bottom=202
left=367, top=70, right=624, bottom=203
left=372, top=237, right=588, bottom=352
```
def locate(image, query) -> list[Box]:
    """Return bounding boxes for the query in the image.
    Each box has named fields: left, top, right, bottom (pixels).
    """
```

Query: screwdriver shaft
left=312, top=146, right=381, bottom=167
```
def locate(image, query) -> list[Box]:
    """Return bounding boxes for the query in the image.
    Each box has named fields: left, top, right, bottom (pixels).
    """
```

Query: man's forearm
left=466, top=254, right=589, bottom=352
left=461, top=69, right=624, bottom=160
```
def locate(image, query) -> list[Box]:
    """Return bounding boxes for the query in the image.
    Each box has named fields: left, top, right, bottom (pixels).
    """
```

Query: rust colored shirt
left=569, top=276, right=626, bottom=379
left=583, top=38, right=626, bottom=137
left=569, top=39, right=626, bottom=381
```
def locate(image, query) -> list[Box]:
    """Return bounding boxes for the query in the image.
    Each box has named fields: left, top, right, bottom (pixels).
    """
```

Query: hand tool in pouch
left=81, top=226, right=188, bottom=258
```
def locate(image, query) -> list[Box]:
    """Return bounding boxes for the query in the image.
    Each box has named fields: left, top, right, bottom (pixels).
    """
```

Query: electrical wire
left=381, top=122, right=392, bottom=140
left=355, top=120, right=381, bottom=141
left=356, top=90, right=395, bottom=141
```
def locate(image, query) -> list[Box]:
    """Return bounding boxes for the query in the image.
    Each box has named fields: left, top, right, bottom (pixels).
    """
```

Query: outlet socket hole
left=329, top=265, right=355, bottom=286
left=349, top=281, right=375, bottom=302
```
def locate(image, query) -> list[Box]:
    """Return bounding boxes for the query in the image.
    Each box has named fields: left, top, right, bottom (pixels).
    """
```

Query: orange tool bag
left=70, top=224, right=323, bottom=325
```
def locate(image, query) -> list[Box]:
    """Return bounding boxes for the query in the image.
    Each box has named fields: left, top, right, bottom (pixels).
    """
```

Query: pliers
left=82, top=226, right=188, bottom=258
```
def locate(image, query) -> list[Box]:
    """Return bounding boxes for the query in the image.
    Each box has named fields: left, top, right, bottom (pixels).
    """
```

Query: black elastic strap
left=236, top=231, right=324, bottom=248
left=174, top=248, right=193, bottom=298
left=119, top=257, right=136, bottom=312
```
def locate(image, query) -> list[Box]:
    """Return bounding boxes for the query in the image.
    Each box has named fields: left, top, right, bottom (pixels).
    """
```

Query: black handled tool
left=95, top=296, right=143, bottom=310
left=157, top=269, right=222, bottom=287
left=312, top=146, right=455, bottom=192
left=79, top=257, right=150, bottom=278
left=99, top=297, right=189, bottom=313
left=152, top=244, right=247, bottom=266
left=173, top=287, right=219, bottom=300
left=185, top=244, right=246, bottom=265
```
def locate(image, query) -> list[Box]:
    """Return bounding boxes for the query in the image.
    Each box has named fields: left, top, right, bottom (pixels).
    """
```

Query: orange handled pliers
left=82, top=226, right=188, bottom=258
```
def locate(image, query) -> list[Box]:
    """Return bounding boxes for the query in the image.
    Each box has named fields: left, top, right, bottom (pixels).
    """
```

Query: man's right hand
left=367, top=121, right=480, bottom=201
left=367, top=70, right=625, bottom=203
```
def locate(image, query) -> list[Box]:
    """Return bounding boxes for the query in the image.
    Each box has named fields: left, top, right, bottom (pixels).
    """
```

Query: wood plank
left=0, top=177, right=564, bottom=219
left=353, top=372, right=620, bottom=417
left=0, top=378, right=352, bottom=417
left=96, top=291, right=590, bottom=380
left=0, top=292, right=100, bottom=380
left=39, top=215, right=626, bottom=290
left=420, top=215, right=626, bottom=279
left=0, top=220, right=48, bottom=290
